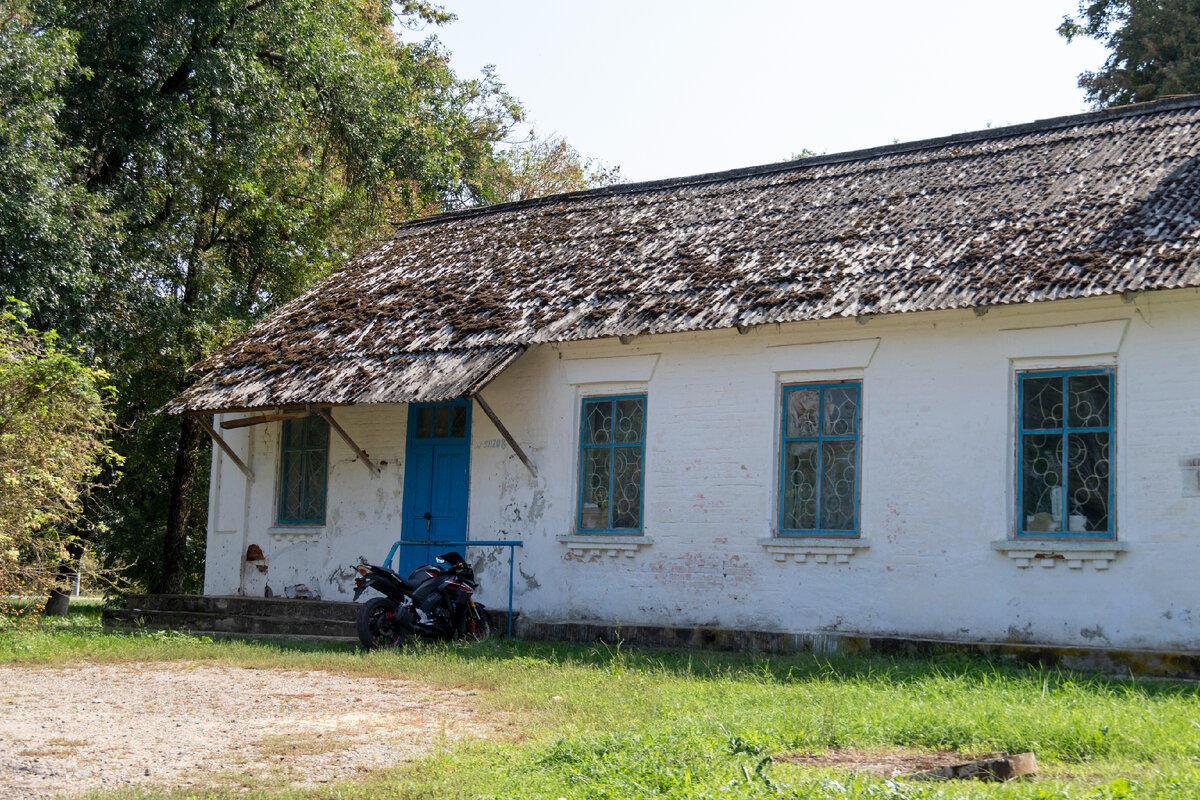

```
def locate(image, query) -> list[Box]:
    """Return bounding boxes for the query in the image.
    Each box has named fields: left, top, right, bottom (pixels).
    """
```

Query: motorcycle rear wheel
left=356, top=597, right=408, bottom=649
left=458, top=606, right=492, bottom=642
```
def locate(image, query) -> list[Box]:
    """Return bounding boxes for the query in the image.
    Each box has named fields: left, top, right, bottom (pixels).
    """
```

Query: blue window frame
left=1017, top=369, right=1114, bottom=538
left=779, top=382, right=861, bottom=536
left=277, top=416, right=329, bottom=525
left=578, top=395, right=646, bottom=533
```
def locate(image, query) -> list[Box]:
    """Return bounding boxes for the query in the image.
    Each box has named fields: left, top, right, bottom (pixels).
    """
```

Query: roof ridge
left=394, top=94, right=1200, bottom=232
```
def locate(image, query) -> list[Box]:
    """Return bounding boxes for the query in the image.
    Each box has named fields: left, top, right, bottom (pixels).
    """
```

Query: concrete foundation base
left=518, top=619, right=1200, bottom=679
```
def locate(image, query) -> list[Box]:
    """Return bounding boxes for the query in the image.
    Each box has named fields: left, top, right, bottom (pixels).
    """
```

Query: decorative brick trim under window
left=557, top=535, right=653, bottom=559
left=990, top=540, right=1127, bottom=570
left=758, top=537, right=870, bottom=564
left=267, top=528, right=322, bottom=544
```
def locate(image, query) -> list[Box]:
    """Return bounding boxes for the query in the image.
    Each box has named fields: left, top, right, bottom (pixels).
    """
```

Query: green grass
left=4, top=607, right=1200, bottom=799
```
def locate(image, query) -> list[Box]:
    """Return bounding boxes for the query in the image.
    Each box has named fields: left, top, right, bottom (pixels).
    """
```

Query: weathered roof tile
left=168, top=96, right=1200, bottom=414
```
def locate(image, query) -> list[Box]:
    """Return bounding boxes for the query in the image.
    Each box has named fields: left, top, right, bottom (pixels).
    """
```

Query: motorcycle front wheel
left=457, top=605, right=492, bottom=642
left=356, top=597, right=408, bottom=650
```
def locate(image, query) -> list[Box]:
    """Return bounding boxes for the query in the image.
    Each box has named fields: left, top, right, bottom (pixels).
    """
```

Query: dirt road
left=0, top=662, right=490, bottom=799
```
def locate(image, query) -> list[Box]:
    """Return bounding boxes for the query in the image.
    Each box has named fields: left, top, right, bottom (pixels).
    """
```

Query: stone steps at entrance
left=103, top=595, right=359, bottom=642
left=101, top=594, right=514, bottom=644
left=117, top=593, right=359, bottom=619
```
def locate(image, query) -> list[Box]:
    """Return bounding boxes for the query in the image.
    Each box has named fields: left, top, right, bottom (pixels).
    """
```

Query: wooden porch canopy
left=172, top=344, right=536, bottom=480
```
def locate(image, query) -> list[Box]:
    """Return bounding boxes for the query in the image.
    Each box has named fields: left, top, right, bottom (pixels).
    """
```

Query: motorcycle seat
left=401, top=575, right=431, bottom=592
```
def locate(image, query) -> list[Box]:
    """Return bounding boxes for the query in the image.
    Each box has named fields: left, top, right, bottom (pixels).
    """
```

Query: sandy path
left=0, top=662, right=491, bottom=799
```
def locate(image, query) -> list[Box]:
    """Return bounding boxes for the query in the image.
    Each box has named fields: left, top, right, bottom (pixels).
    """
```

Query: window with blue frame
left=1018, top=369, right=1113, bottom=538
left=578, top=395, right=646, bottom=533
left=278, top=416, right=329, bottom=525
left=779, top=382, right=861, bottom=536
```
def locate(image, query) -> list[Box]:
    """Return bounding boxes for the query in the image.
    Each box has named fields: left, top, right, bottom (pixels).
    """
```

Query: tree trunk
left=44, top=592, right=71, bottom=616
left=155, top=185, right=211, bottom=595
left=155, top=416, right=204, bottom=594
left=44, top=540, right=86, bottom=616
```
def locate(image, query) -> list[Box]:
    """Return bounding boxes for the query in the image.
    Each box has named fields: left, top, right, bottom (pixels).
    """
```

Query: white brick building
left=174, top=97, right=1200, bottom=655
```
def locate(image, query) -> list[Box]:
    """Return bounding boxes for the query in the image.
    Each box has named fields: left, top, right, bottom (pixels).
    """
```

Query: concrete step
left=101, top=624, right=359, bottom=646
left=103, top=607, right=357, bottom=639
left=122, top=594, right=358, bottom=620
left=102, top=594, right=516, bottom=644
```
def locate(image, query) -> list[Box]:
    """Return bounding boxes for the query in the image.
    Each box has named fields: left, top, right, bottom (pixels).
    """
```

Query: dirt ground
left=777, top=747, right=1007, bottom=778
left=0, top=662, right=494, bottom=799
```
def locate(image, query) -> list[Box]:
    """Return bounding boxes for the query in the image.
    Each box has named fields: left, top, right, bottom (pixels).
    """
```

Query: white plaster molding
left=757, top=537, right=870, bottom=564
left=563, top=355, right=660, bottom=385
left=990, top=539, right=1127, bottom=570
left=768, top=338, right=880, bottom=373
left=267, top=527, right=322, bottom=544
left=557, top=534, right=652, bottom=559
left=1001, top=319, right=1129, bottom=359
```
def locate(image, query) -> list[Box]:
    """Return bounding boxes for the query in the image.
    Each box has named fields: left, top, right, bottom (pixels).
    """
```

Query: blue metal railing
left=381, top=539, right=524, bottom=637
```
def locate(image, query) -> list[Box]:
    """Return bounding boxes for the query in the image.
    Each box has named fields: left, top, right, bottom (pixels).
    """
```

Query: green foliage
left=494, top=131, right=623, bottom=202
left=0, top=0, right=528, bottom=591
left=0, top=6, right=116, bottom=335
left=0, top=301, right=117, bottom=624
left=3, top=0, right=625, bottom=593
left=1059, top=1, right=1200, bottom=107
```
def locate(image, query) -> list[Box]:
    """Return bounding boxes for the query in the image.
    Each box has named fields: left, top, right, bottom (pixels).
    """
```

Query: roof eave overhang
left=164, top=344, right=528, bottom=417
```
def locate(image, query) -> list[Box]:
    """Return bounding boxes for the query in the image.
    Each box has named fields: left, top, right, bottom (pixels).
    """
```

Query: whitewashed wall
left=204, top=287, right=1200, bottom=652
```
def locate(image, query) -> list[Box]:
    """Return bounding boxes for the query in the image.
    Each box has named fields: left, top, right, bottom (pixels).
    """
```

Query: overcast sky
left=424, top=1, right=1110, bottom=183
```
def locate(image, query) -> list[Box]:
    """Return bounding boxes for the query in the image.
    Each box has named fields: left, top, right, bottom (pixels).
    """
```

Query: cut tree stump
left=909, top=752, right=1037, bottom=782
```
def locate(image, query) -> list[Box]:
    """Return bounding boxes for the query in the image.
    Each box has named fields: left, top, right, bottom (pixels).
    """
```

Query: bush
left=0, top=300, right=118, bottom=625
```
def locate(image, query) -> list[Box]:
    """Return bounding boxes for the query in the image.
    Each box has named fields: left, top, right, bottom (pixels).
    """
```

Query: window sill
left=268, top=526, right=323, bottom=544
left=557, top=534, right=652, bottom=559
left=758, top=537, right=870, bottom=564
left=990, top=539, right=1127, bottom=570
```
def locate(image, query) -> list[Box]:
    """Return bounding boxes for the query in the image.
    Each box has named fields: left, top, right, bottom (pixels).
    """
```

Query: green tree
left=494, top=132, right=621, bottom=202
left=1059, top=0, right=1200, bottom=107
left=0, top=5, right=116, bottom=337
left=0, top=302, right=117, bottom=623
left=13, top=0, right=522, bottom=592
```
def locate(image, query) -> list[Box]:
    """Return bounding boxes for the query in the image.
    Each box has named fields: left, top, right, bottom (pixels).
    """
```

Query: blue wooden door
left=400, top=400, right=471, bottom=576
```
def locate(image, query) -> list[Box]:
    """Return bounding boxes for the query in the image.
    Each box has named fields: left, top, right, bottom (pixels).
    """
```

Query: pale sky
left=426, top=1, right=1110, bottom=183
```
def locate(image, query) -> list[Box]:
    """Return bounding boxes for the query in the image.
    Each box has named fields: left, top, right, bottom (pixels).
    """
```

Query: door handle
left=424, top=512, right=431, bottom=532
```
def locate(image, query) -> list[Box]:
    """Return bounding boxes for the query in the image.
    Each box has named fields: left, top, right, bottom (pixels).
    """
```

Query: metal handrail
left=381, top=539, right=524, bottom=637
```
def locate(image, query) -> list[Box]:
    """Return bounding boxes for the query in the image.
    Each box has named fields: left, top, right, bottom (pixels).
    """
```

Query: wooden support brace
left=219, top=411, right=309, bottom=429
left=472, top=392, right=538, bottom=479
left=197, top=416, right=254, bottom=481
left=317, top=408, right=380, bottom=476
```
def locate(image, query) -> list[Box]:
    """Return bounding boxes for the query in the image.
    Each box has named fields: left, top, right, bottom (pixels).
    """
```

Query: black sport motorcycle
left=352, top=550, right=490, bottom=649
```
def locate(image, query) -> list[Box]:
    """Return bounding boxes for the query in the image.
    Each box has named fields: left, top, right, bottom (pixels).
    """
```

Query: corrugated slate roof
left=167, top=96, right=1200, bottom=414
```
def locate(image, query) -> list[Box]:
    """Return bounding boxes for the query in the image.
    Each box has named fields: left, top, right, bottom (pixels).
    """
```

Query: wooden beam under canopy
left=317, top=408, right=380, bottom=477
left=197, top=416, right=254, bottom=481
left=471, top=392, right=538, bottom=479
left=219, top=411, right=311, bottom=429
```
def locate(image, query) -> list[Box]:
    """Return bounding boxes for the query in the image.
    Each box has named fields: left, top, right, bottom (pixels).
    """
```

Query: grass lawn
left=3, top=603, right=1200, bottom=799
